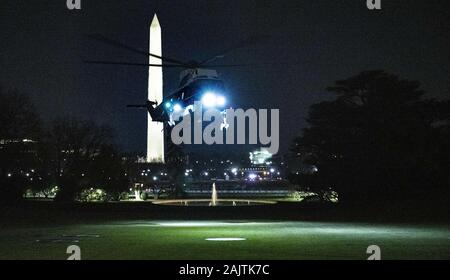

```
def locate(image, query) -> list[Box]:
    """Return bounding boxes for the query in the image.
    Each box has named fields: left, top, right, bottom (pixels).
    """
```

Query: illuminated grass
left=0, top=220, right=448, bottom=260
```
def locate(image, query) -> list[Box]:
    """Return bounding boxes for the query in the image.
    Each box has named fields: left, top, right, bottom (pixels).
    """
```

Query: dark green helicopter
left=85, top=34, right=267, bottom=125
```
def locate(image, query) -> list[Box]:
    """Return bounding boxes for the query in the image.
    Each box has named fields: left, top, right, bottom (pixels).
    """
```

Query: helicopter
left=85, top=34, right=267, bottom=125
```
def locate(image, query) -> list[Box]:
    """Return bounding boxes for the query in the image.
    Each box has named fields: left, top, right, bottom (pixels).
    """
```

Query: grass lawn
left=1, top=220, right=449, bottom=260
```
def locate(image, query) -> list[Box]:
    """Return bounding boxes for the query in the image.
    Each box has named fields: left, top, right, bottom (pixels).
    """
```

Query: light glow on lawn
left=206, top=238, right=246, bottom=241
left=156, top=221, right=263, bottom=227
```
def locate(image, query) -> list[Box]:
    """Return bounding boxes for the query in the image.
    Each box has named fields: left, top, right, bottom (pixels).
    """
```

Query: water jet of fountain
left=211, top=182, right=218, bottom=206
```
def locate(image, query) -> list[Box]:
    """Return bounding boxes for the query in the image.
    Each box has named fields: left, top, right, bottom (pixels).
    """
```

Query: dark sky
left=1, top=0, right=449, bottom=155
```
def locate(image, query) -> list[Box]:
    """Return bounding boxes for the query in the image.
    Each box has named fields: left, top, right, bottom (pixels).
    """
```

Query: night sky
left=1, top=0, right=449, bottom=155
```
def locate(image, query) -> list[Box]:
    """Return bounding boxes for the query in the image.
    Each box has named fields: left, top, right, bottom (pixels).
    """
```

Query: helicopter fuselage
left=147, top=68, right=226, bottom=123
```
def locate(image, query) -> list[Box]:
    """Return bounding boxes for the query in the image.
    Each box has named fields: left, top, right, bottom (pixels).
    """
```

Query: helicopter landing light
left=202, top=92, right=217, bottom=107
left=173, top=103, right=183, bottom=112
left=202, top=92, right=226, bottom=108
left=216, top=95, right=226, bottom=106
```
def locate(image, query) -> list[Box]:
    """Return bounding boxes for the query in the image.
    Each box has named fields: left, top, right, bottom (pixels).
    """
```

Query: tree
left=292, top=71, right=450, bottom=208
left=0, top=87, right=41, bottom=141
left=46, top=117, right=116, bottom=202
left=88, top=145, right=129, bottom=201
left=0, top=87, right=42, bottom=204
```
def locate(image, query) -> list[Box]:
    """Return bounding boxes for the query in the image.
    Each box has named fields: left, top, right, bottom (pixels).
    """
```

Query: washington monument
left=147, top=14, right=164, bottom=163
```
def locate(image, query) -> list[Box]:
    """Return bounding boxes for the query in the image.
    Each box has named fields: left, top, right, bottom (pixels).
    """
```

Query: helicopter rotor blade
left=126, top=104, right=147, bottom=108
left=85, top=34, right=187, bottom=65
left=202, top=62, right=301, bottom=68
left=199, top=34, right=270, bottom=66
left=201, top=63, right=256, bottom=68
left=84, top=60, right=186, bottom=68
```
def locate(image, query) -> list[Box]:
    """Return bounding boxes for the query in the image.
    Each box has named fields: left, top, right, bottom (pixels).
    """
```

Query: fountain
left=210, top=183, right=218, bottom=206
left=152, top=182, right=276, bottom=207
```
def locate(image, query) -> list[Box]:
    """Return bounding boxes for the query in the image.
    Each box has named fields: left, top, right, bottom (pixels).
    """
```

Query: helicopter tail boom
left=127, top=101, right=161, bottom=121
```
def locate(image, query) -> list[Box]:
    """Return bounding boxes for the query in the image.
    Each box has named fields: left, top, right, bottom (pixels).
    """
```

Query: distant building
left=249, top=148, right=272, bottom=166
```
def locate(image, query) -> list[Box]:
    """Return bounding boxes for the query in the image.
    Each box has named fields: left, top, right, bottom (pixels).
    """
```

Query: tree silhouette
left=0, top=87, right=42, bottom=204
left=292, top=71, right=450, bottom=208
left=46, top=117, right=117, bottom=202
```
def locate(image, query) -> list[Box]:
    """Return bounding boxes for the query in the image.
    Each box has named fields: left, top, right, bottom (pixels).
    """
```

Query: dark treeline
left=290, top=71, right=450, bottom=211
left=0, top=86, right=131, bottom=204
